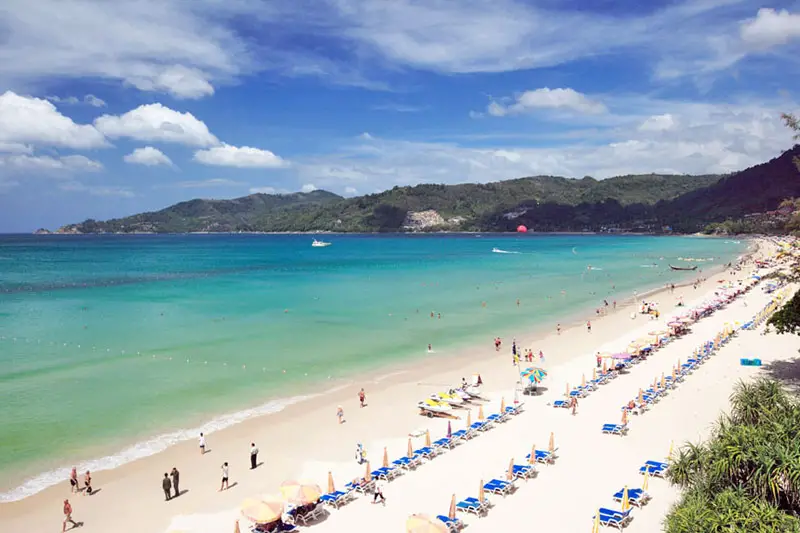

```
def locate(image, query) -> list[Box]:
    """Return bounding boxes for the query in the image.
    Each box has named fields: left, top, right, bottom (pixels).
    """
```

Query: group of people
left=161, top=467, right=181, bottom=500
left=69, top=467, right=93, bottom=496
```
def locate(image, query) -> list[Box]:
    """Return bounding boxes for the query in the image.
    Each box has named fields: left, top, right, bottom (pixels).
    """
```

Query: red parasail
left=516, top=225, right=528, bottom=233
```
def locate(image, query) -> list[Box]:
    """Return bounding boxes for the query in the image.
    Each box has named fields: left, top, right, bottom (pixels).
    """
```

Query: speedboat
left=418, top=399, right=452, bottom=415
left=312, top=239, right=331, bottom=247
left=432, top=392, right=463, bottom=405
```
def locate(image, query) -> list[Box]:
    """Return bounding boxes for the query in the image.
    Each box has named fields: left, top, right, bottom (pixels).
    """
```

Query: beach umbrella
left=642, top=469, right=650, bottom=491
left=621, top=409, right=628, bottom=425
left=405, top=514, right=448, bottom=533
left=383, top=447, right=389, bottom=468
left=466, top=410, right=472, bottom=427
left=240, top=497, right=283, bottom=524
left=279, top=481, right=322, bottom=506
left=407, top=438, right=413, bottom=459
left=565, top=382, right=570, bottom=397
left=530, top=444, right=536, bottom=465
left=661, top=375, right=666, bottom=390
left=449, top=494, right=456, bottom=520
left=447, top=420, right=452, bottom=439
left=425, top=430, right=431, bottom=448
left=327, top=472, right=335, bottom=494
left=548, top=432, right=555, bottom=453
left=592, top=368, right=597, bottom=381
left=621, top=486, right=630, bottom=511
left=478, top=405, right=485, bottom=421
left=597, top=351, right=613, bottom=359
left=507, top=458, right=514, bottom=481
left=612, top=352, right=631, bottom=360
left=672, top=368, right=677, bottom=382
left=592, top=509, right=600, bottom=533
left=365, top=461, right=372, bottom=482
left=234, top=520, right=241, bottom=533
left=479, top=479, right=485, bottom=503
left=500, top=397, right=506, bottom=413
left=638, top=389, right=644, bottom=405
left=668, top=440, right=674, bottom=460
left=602, top=360, right=608, bottom=373
left=581, top=374, right=586, bottom=388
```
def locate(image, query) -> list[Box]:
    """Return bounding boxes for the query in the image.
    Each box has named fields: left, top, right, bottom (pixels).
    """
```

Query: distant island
left=51, top=146, right=800, bottom=235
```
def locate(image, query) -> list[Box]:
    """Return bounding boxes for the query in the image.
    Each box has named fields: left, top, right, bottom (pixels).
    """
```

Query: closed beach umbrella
left=500, top=397, right=506, bottom=413
left=507, top=458, right=514, bottom=481
left=592, top=368, right=597, bottom=381
left=478, top=405, right=485, bottom=421
left=406, top=514, right=448, bottom=533
left=672, top=368, right=677, bottom=381
left=548, top=432, right=555, bottom=453
left=602, top=360, right=608, bottom=373
left=425, top=430, right=431, bottom=448
left=581, top=374, right=586, bottom=388
left=638, top=389, right=644, bottom=405
left=234, top=520, right=241, bottom=533
left=643, top=469, right=650, bottom=490
left=479, top=479, right=485, bottom=503
left=407, top=438, right=413, bottom=459
left=447, top=420, right=452, bottom=439
left=661, top=375, right=666, bottom=390
left=621, top=486, right=630, bottom=511
left=327, top=472, right=335, bottom=494
left=383, top=447, right=389, bottom=468
left=621, top=409, right=628, bottom=425
left=565, top=382, right=570, bottom=397
left=279, top=481, right=322, bottom=506
left=241, top=497, right=283, bottom=524
left=448, top=494, right=456, bottom=520
left=592, top=509, right=600, bottom=533
left=466, top=410, right=472, bottom=428
left=365, top=461, right=372, bottom=481
left=530, top=444, right=536, bottom=465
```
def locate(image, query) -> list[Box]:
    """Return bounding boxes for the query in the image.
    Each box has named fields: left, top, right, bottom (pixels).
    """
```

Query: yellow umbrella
left=507, top=458, right=514, bottom=481
left=661, top=375, right=666, bottom=390
left=530, top=444, right=536, bottom=465
left=448, top=494, right=456, bottom=520
left=405, top=514, right=448, bottom=533
left=240, top=497, right=283, bottom=524
left=327, top=472, right=335, bottom=494
left=478, top=405, right=485, bottom=421
left=500, top=397, right=506, bottom=413
left=592, top=509, right=600, bottom=533
left=279, top=481, right=322, bottom=505
left=621, top=486, right=630, bottom=511
left=479, top=479, right=485, bottom=503
left=638, top=389, right=644, bottom=405
left=407, top=438, right=414, bottom=459
left=548, top=432, right=555, bottom=453
left=672, top=368, right=677, bottom=381
left=602, top=360, right=608, bottom=373
left=383, top=447, right=389, bottom=468
left=466, top=410, right=472, bottom=428
left=668, top=440, right=674, bottom=460
left=425, top=430, right=431, bottom=448
left=621, top=409, right=628, bottom=425
left=642, top=469, right=650, bottom=490
left=234, top=520, right=241, bottom=533
left=581, top=374, right=586, bottom=388
left=365, top=461, right=372, bottom=481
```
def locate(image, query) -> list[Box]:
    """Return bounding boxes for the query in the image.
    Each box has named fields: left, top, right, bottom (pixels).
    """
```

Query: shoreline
left=0, top=239, right=751, bottom=505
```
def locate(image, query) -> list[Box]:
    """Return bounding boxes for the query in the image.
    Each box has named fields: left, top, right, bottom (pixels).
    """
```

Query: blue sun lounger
left=486, top=413, right=505, bottom=424
left=639, top=462, right=667, bottom=477
left=593, top=508, right=632, bottom=529
left=505, top=404, right=523, bottom=415
left=483, top=479, right=512, bottom=496
left=553, top=400, right=569, bottom=408
left=602, top=423, right=628, bottom=435
left=370, top=466, right=399, bottom=480
left=456, top=497, right=488, bottom=516
left=470, top=421, right=489, bottom=432
left=320, top=490, right=351, bottom=508
left=433, top=437, right=454, bottom=450
left=392, top=455, right=420, bottom=470
left=414, top=446, right=437, bottom=459
left=511, top=464, right=534, bottom=480
left=436, top=515, right=464, bottom=532
left=525, top=449, right=554, bottom=464
left=451, top=429, right=471, bottom=442
left=612, top=487, right=650, bottom=507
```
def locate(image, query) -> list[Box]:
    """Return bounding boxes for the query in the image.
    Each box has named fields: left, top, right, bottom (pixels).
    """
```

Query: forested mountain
left=56, top=146, right=800, bottom=234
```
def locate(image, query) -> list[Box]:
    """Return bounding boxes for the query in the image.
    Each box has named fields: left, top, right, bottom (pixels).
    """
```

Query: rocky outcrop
left=402, top=210, right=445, bottom=230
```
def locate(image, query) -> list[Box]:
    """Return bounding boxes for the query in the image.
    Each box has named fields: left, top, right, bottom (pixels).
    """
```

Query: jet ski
left=432, top=392, right=464, bottom=405
left=418, top=399, right=453, bottom=415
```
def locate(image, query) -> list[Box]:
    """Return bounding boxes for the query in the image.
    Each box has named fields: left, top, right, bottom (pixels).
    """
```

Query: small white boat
left=311, top=239, right=331, bottom=248
left=418, top=399, right=452, bottom=415
left=463, top=385, right=483, bottom=399
left=432, top=392, right=463, bottom=405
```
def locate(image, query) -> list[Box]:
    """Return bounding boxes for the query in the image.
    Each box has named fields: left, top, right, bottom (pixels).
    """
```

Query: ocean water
left=0, top=234, right=744, bottom=500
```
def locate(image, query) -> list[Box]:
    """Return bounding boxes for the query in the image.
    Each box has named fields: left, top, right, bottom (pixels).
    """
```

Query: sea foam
left=0, top=394, right=315, bottom=502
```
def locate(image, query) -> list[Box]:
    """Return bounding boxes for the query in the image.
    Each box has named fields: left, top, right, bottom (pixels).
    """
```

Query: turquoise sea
left=0, top=234, right=745, bottom=500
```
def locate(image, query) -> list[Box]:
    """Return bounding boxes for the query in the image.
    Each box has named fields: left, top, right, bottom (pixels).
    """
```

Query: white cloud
left=84, top=95, right=107, bottom=108
left=170, top=178, right=242, bottom=188
left=193, top=143, right=287, bottom=168
left=125, top=65, right=215, bottom=99
left=0, top=142, right=33, bottom=154
left=123, top=146, right=173, bottom=167
left=0, top=153, right=103, bottom=172
left=95, top=103, right=218, bottom=147
left=0, top=91, right=107, bottom=149
left=371, top=103, right=427, bottom=113
left=250, top=186, right=278, bottom=194
left=487, top=88, right=607, bottom=116
left=344, top=186, right=358, bottom=195
left=46, top=94, right=107, bottom=107
left=639, top=114, right=677, bottom=132
left=300, top=183, right=317, bottom=193
left=740, top=8, right=800, bottom=50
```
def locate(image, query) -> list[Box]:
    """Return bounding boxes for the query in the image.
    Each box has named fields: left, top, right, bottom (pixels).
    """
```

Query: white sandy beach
left=1, top=238, right=794, bottom=533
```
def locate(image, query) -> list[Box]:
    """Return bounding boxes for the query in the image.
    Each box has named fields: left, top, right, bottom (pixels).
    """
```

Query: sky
left=0, top=0, right=799, bottom=232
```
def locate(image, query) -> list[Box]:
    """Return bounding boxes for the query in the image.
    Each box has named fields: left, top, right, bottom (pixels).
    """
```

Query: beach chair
left=470, top=421, right=489, bottom=432
left=638, top=463, right=667, bottom=477
left=483, top=479, right=513, bottom=496
left=511, top=464, right=534, bottom=480
left=456, top=497, right=487, bottom=516
left=592, top=511, right=627, bottom=530
left=553, top=400, right=569, bottom=409
left=293, top=504, right=325, bottom=525
left=526, top=449, right=554, bottom=464
left=433, top=437, right=454, bottom=450
left=450, top=429, right=469, bottom=442
left=601, top=423, right=628, bottom=436
left=569, top=389, right=588, bottom=398
left=320, top=489, right=354, bottom=508
left=486, top=413, right=506, bottom=424
left=436, top=514, right=464, bottom=532
left=392, top=455, right=421, bottom=470
left=414, top=446, right=437, bottom=459
left=371, top=467, right=398, bottom=481
left=345, top=478, right=375, bottom=494
left=599, top=508, right=632, bottom=522
left=612, top=488, right=651, bottom=507
left=505, top=404, right=523, bottom=415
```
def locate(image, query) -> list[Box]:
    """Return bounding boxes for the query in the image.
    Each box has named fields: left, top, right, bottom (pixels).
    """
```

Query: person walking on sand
left=83, top=470, right=92, bottom=496
left=358, top=388, right=366, bottom=407
left=219, top=462, right=230, bottom=491
left=171, top=467, right=180, bottom=497
left=62, top=499, right=78, bottom=532
left=372, top=481, right=386, bottom=505
left=570, top=396, right=578, bottom=416
left=162, top=473, right=172, bottom=501
left=69, top=467, right=79, bottom=494
left=199, top=432, right=206, bottom=455
left=556, top=323, right=561, bottom=335
left=587, top=320, right=592, bottom=333
left=250, top=443, right=259, bottom=470
left=337, top=405, right=345, bottom=424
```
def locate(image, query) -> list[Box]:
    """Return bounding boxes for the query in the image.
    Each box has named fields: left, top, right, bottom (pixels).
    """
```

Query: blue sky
left=0, top=0, right=799, bottom=232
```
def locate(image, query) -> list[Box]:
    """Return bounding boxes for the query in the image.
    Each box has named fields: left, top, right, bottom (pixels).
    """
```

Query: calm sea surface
left=0, top=233, right=744, bottom=500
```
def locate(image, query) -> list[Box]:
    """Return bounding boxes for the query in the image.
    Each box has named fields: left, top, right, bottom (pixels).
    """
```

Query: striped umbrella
left=279, top=481, right=322, bottom=506
left=240, top=497, right=283, bottom=524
